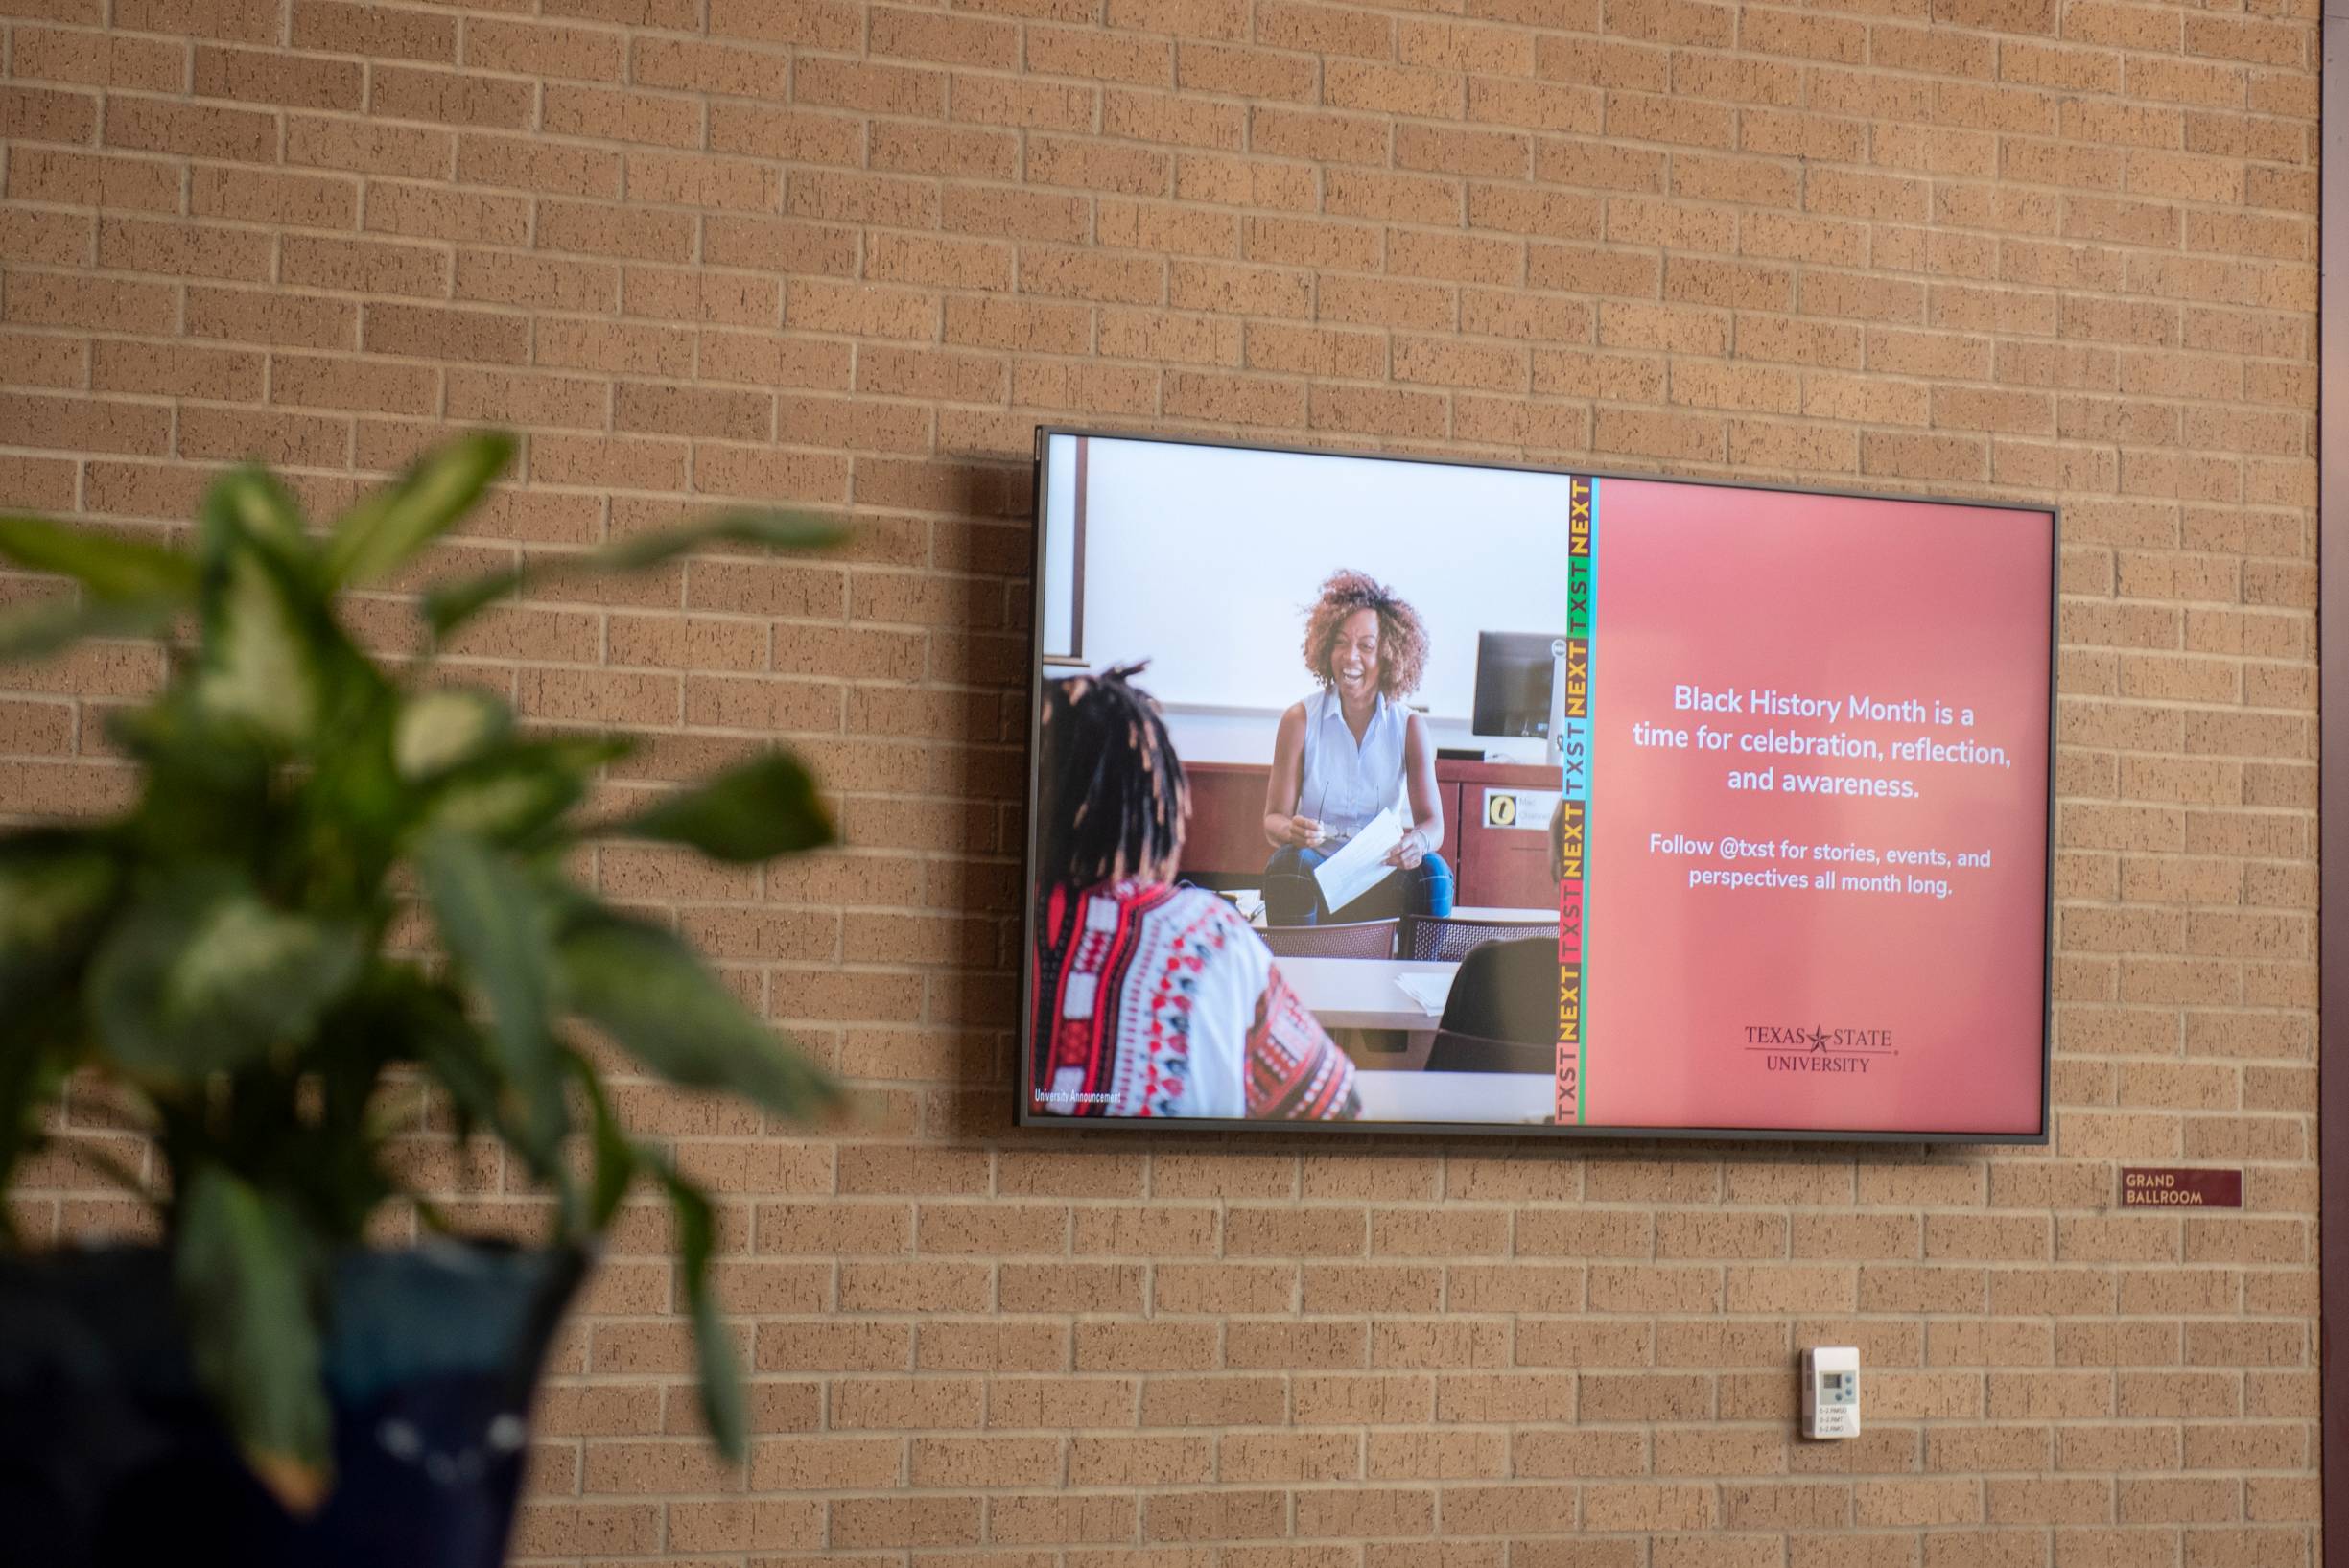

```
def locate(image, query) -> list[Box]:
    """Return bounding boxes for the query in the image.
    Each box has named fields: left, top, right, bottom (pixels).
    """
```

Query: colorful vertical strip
left=1558, top=476, right=1594, bottom=1124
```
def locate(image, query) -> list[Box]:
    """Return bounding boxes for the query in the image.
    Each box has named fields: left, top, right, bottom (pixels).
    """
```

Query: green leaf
left=420, top=566, right=525, bottom=643
left=422, top=734, right=626, bottom=848
left=0, top=595, right=180, bottom=663
left=0, top=515, right=197, bottom=603
left=617, top=752, right=834, bottom=863
left=106, top=692, right=276, bottom=871
left=413, top=832, right=567, bottom=1158
left=325, top=433, right=515, bottom=589
left=287, top=691, right=410, bottom=901
left=596, top=507, right=846, bottom=573
left=0, top=836, right=112, bottom=1209
left=557, top=911, right=840, bottom=1122
left=0, top=831, right=120, bottom=1009
left=175, top=1167, right=331, bottom=1512
left=0, top=511, right=195, bottom=665
left=423, top=507, right=845, bottom=641
left=188, top=473, right=388, bottom=754
left=205, top=467, right=309, bottom=562
left=87, top=867, right=364, bottom=1080
left=195, top=543, right=326, bottom=748
left=0, top=1031, right=72, bottom=1244
left=645, top=1153, right=745, bottom=1463
left=429, top=769, right=583, bottom=846
left=394, top=689, right=511, bottom=782
left=106, top=688, right=268, bottom=784
left=426, top=751, right=584, bottom=849
left=393, top=972, right=567, bottom=1197
left=564, top=1048, right=639, bottom=1232
left=408, top=993, right=502, bottom=1147
left=533, top=734, right=635, bottom=776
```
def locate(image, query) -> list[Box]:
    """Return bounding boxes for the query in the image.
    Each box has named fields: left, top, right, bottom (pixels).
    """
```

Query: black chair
left=1424, top=1029, right=1557, bottom=1074
left=1434, top=934, right=1560, bottom=1047
left=1398, top=914, right=1558, bottom=964
left=1261, top=918, right=1399, bottom=959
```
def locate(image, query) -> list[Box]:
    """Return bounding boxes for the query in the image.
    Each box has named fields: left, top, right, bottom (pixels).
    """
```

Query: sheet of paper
left=1312, top=807, right=1403, bottom=915
left=1394, top=971, right=1453, bottom=1017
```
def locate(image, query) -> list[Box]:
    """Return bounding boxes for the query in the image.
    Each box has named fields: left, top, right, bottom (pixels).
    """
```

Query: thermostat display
left=1800, top=1346, right=1860, bottom=1439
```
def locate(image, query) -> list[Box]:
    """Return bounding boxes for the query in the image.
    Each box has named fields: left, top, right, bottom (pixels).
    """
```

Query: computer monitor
left=1472, top=631, right=1565, bottom=750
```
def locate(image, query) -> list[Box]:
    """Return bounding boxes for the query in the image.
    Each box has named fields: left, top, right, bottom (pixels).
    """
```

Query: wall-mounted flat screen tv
left=1020, top=429, right=2055, bottom=1143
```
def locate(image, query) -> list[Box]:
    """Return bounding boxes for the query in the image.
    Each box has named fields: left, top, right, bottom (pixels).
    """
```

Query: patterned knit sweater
left=1031, top=879, right=1361, bottom=1121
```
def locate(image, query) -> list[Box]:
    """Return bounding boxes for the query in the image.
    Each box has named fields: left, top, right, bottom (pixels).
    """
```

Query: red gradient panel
left=1585, top=479, right=2052, bottom=1135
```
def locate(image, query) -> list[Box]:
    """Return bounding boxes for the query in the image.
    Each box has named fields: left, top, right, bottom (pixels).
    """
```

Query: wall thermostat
left=1800, top=1346, right=1860, bottom=1439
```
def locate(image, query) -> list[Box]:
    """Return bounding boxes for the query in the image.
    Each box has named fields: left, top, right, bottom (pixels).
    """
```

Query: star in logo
left=1806, top=1027, right=1831, bottom=1052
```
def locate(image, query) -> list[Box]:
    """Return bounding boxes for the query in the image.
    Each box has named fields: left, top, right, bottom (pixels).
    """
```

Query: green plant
left=0, top=433, right=843, bottom=1508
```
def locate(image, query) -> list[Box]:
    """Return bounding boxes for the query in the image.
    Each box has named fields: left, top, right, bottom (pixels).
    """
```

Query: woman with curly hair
left=1259, top=570, right=1454, bottom=926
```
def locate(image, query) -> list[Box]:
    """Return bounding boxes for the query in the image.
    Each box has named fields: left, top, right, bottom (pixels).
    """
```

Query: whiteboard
left=1041, top=434, right=1579, bottom=723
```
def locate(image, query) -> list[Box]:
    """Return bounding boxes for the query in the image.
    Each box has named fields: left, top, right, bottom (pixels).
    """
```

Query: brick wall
left=0, top=0, right=2320, bottom=1563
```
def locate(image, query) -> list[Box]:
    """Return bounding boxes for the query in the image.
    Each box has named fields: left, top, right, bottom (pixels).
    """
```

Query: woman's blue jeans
left=1263, top=844, right=1454, bottom=926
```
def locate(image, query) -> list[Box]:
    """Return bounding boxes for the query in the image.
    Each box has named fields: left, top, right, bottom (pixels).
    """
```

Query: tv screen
left=1021, top=430, right=2055, bottom=1143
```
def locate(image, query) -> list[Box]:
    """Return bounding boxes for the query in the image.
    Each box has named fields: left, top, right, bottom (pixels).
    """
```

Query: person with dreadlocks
left=1031, top=665, right=1361, bottom=1121
left=1259, top=569, right=1454, bottom=926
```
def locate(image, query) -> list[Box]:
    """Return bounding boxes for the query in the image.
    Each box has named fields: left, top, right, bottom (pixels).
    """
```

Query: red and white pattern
left=1033, top=880, right=1360, bottom=1121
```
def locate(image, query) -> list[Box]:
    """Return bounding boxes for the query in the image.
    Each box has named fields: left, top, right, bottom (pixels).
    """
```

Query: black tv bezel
left=1016, top=425, right=2059, bottom=1147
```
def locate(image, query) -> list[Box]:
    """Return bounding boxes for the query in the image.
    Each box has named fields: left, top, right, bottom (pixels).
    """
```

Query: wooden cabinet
left=1181, top=757, right=1560, bottom=908
left=1445, top=759, right=1562, bottom=908
left=1179, top=763, right=1277, bottom=884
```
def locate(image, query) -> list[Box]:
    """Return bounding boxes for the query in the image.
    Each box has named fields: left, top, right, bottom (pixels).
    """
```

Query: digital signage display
left=1020, top=430, right=2055, bottom=1142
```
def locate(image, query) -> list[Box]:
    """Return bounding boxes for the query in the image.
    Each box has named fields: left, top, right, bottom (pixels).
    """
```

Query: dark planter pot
left=0, top=1240, right=584, bottom=1568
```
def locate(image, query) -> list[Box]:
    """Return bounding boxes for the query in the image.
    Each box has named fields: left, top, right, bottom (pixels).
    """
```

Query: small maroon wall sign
left=2120, top=1167, right=2244, bottom=1209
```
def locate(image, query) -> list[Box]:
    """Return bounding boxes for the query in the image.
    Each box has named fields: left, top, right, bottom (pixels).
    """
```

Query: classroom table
left=1278, top=956, right=1460, bottom=1031
left=1241, top=901, right=1553, bottom=930
left=1354, top=1069, right=1554, bottom=1124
